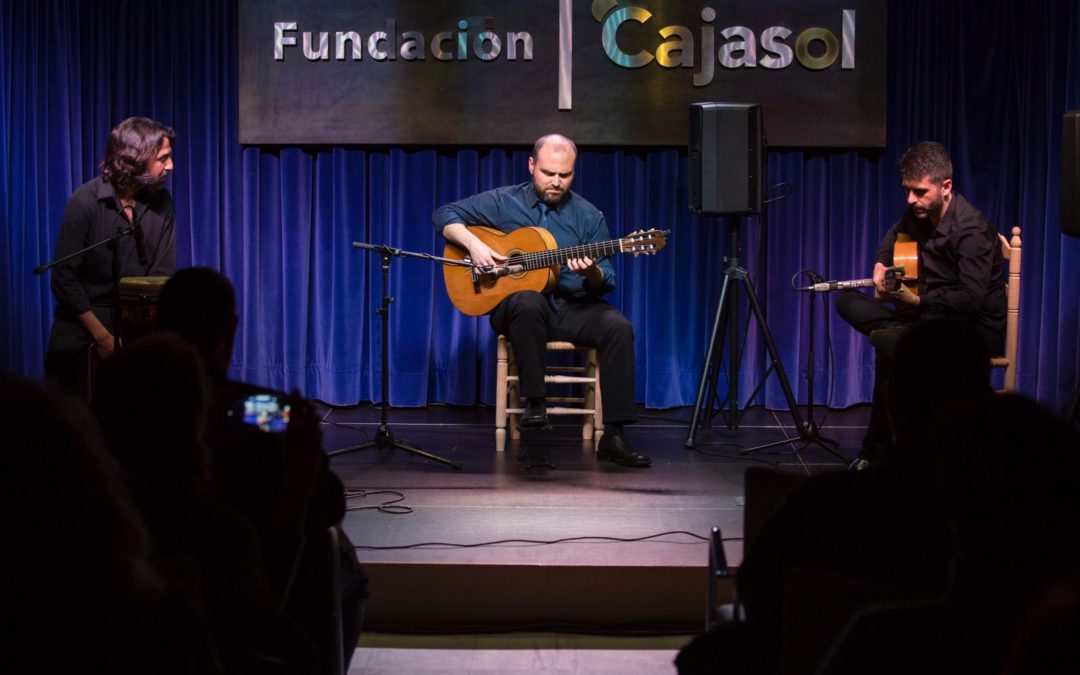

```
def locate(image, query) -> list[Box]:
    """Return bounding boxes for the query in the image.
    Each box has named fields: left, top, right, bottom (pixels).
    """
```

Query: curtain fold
left=2, top=0, right=1078, bottom=412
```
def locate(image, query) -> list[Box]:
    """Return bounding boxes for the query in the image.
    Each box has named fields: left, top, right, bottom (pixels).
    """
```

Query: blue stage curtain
left=2, top=0, right=1078, bottom=411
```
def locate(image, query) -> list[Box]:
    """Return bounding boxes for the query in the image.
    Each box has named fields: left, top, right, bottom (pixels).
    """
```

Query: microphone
left=798, top=265, right=905, bottom=292
left=799, top=278, right=876, bottom=292
left=481, top=263, right=525, bottom=278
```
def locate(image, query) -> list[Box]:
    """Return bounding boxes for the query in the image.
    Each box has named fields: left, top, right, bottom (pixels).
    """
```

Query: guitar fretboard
left=512, top=240, right=624, bottom=271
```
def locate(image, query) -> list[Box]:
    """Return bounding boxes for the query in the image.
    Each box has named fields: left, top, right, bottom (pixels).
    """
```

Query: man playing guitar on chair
left=432, top=133, right=650, bottom=468
left=838, top=141, right=1007, bottom=467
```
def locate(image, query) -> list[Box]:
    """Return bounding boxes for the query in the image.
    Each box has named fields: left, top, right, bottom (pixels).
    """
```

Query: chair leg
left=496, top=336, right=509, bottom=452
left=582, top=348, right=596, bottom=440
left=593, top=351, right=604, bottom=443
left=508, top=344, right=521, bottom=441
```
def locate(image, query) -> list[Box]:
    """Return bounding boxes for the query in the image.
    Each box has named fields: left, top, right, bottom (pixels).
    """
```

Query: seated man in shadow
left=676, top=319, right=992, bottom=675
left=820, top=393, right=1080, bottom=675
left=154, top=267, right=367, bottom=672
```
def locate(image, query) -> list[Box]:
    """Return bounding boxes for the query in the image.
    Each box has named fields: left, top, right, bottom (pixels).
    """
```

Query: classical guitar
left=890, top=235, right=919, bottom=296
left=803, top=237, right=918, bottom=295
left=442, top=226, right=669, bottom=316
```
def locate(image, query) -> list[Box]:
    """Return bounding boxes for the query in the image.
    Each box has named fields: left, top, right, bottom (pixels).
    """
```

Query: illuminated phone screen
left=243, top=394, right=291, bottom=433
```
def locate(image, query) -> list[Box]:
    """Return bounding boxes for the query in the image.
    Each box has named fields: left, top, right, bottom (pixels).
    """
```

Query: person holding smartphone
left=155, top=266, right=367, bottom=671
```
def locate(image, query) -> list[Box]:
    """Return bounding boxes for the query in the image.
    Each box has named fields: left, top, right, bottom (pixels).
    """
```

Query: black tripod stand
left=328, top=243, right=462, bottom=470
left=684, top=225, right=840, bottom=457
left=790, top=280, right=846, bottom=455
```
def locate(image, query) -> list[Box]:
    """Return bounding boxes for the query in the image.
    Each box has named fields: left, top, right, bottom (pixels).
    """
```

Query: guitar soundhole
left=505, top=250, right=527, bottom=279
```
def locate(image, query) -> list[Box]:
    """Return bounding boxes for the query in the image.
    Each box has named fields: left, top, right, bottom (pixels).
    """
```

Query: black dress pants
left=835, top=292, right=912, bottom=445
left=836, top=291, right=1002, bottom=447
left=490, top=291, right=637, bottom=425
left=44, top=305, right=114, bottom=400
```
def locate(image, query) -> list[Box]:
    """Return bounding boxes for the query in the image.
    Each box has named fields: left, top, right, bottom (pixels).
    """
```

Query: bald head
left=529, top=134, right=577, bottom=206
left=533, top=134, right=578, bottom=162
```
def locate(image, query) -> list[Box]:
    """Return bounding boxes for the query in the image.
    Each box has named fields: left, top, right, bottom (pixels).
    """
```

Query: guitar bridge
left=464, top=257, right=482, bottom=285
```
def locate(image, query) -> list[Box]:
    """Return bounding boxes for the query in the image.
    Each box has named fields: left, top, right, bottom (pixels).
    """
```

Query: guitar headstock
left=621, top=229, right=669, bottom=255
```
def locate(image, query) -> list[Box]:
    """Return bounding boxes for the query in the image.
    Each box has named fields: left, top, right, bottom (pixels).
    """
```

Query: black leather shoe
left=849, top=438, right=890, bottom=471
left=597, top=434, right=651, bottom=467
left=848, top=454, right=872, bottom=471
left=519, top=398, right=548, bottom=428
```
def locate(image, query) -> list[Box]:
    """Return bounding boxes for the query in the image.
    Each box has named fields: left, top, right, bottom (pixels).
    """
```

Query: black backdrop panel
left=239, top=0, right=887, bottom=147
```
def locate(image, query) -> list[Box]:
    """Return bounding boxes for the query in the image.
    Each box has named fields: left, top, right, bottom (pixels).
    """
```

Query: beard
left=534, top=184, right=567, bottom=207
left=134, top=170, right=168, bottom=196
left=912, top=194, right=945, bottom=219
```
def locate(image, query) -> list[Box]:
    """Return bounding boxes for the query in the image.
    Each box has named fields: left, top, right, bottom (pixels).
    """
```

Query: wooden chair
left=495, top=335, right=603, bottom=452
left=992, top=226, right=1022, bottom=392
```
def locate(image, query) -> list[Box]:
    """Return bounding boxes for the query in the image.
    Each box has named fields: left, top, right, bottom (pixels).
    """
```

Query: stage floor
left=321, top=403, right=868, bottom=633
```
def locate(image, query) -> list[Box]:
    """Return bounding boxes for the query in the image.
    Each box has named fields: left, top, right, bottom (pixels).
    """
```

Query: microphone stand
left=741, top=276, right=843, bottom=457
left=34, top=225, right=139, bottom=276
left=327, top=242, right=465, bottom=470
left=795, top=283, right=840, bottom=452
left=35, top=224, right=139, bottom=351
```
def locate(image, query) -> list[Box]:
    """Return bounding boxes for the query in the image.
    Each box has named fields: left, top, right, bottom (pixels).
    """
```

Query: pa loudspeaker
left=689, top=102, right=763, bottom=215
left=1064, top=110, right=1080, bottom=237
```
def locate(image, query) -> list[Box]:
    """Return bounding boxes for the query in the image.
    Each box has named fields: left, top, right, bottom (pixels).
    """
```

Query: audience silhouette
left=677, top=319, right=1000, bottom=675
left=820, top=392, right=1080, bottom=674
left=91, top=332, right=320, bottom=672
left=3, top=369, right=218, bottom=673
left=155, top=266, right=367, bottom=672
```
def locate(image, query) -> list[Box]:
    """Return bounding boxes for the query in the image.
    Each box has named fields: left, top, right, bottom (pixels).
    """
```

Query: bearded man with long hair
left=45, top=116, right=177, bottom=398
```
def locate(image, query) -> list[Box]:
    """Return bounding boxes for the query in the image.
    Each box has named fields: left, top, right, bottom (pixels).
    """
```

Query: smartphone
left=235, top=393, right=291, bottom=433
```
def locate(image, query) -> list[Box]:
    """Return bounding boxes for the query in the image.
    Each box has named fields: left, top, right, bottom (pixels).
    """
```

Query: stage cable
left=351, top=530, right=740, bottom=551
left=344, top=488, right=413, bottom=514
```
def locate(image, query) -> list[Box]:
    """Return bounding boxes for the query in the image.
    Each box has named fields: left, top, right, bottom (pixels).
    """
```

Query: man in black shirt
left=837, top=142, right=1006, bottom=463
left=45, top=117, right=177, bottom=398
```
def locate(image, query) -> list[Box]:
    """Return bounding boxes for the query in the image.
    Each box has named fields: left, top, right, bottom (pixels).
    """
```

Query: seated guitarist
left=432, top=133, right=650, bottom=468
left=837, top=141, right=1007, bottom=467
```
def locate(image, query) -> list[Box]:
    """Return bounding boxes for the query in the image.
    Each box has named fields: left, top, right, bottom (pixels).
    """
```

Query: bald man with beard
left=433, top=134, right=650, bottom=468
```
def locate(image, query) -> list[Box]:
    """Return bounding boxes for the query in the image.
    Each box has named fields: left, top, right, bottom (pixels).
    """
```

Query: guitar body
left=893, top=235, right=920, bottom=296
left=443, top=226, right=562, bottom=316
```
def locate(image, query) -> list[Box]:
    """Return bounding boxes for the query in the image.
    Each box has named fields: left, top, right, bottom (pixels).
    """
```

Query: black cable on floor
left=352, top=530, right=741, bottom=551
left=369, top=621, right=702, bottom=637
left=344, top=488, right=413, bottom=514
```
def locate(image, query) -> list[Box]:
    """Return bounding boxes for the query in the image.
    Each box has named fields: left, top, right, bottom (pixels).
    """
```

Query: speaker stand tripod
left=328, top=243, right=462, bottom=470
left=684, top=225, right=842, bottom=458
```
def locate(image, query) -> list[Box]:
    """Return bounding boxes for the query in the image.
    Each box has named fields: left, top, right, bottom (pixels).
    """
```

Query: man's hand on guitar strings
left=566, top=256, right=603, bottom=286
left=465, top=239, right=506, bottom=270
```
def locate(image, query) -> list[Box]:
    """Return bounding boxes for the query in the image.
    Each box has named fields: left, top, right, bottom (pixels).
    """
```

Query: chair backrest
left=994, top=226, right=1022, bottom=392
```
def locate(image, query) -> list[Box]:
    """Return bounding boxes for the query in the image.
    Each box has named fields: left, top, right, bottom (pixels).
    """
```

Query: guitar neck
left=514, top=239, right=623, bottom=271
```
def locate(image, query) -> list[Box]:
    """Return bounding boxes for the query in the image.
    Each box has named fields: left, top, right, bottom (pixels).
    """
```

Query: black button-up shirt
left=875, top=192, right=1006, bottom=341
left=50, top=175, right=176, bottom=319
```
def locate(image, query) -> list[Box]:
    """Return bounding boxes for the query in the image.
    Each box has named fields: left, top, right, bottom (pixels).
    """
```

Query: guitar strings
left=510, top=234, right=659, bottom=271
